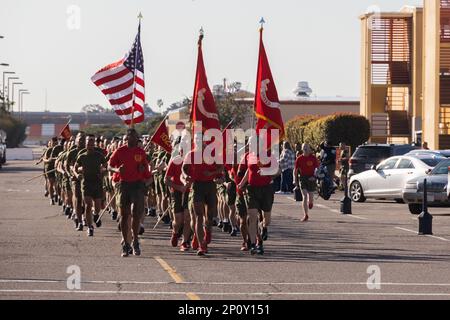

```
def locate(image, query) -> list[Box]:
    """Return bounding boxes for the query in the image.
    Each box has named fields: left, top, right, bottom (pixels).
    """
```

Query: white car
left=349, top=155, right=446, bottom=202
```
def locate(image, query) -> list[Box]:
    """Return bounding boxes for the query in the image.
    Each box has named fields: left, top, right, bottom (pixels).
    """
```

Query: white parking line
left=1, top=289, right=450, bottom=297
left=316, top=204, right=368, bottom=220
left=395, top=227, right=450, bottom=242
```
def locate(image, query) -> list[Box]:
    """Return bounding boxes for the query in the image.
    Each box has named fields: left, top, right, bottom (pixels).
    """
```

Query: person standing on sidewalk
left=277, top=141, right=295, bottom=194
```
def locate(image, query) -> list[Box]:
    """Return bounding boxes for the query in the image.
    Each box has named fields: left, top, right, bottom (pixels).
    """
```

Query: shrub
left=303, top=113, right=370, bottom=152
left=285, top=115, right=319, bottom=146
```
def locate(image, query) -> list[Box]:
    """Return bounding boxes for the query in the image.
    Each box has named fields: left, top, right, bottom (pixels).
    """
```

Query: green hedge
left=286, top=113, right=370, bottom=153
left=285, top=115, right=319, bottom=146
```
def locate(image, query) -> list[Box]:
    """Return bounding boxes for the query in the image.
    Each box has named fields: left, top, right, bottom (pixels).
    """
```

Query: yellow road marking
left=186, top=292, right=201, bottom=300
left=154, top=257, right=201, bottom=300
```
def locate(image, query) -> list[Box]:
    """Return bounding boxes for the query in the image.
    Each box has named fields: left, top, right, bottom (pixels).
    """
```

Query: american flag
left=91, top=23, right=145, bottom=125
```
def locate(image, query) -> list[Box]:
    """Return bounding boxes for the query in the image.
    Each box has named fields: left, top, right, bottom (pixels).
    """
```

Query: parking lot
left=0, top=161, right=449, bottom=300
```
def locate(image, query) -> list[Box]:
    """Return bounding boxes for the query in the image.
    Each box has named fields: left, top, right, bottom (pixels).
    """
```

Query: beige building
left=360, top=0, right=450, bottom=149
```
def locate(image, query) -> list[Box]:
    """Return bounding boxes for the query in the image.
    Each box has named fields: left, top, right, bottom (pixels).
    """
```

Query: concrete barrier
left=5, top=148, right=34, bottom=161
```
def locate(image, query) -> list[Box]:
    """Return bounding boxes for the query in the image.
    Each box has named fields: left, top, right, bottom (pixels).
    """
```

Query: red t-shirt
left=236, top=152, right=249, bottom=195
left=247, top=153, right=275, bottom=187
left=165, top=156, right=190, bottom=192
left=109, top=145, right=151, bottom=182
left=295, top=154, right=319, bottom=177
left=183, top=150, right=218, bottom=182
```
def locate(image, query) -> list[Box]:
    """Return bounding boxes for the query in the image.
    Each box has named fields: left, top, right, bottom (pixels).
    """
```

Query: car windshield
left=420, top=157, right=446, bottom=167
left=430, top=159, right=450, bottom=175
left=353, top=147, right=390, bottom=159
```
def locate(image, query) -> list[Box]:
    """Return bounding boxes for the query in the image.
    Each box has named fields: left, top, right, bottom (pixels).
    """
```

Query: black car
left=402, top=159, right=450, bottom=214
left=348, top=144, right=418, bottom=177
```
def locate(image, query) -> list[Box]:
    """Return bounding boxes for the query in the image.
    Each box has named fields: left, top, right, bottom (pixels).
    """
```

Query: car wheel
left=408, top=204, right=422, bottom=215
left=395, top=199, right=405, bottom=204
left=350, top=181, right=366, bottom=203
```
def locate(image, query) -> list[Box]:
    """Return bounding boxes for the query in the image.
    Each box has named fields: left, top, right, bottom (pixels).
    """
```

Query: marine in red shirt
left=238, top=148, right=280, bottom=255
left=108, top=128, right=151, bottom=258
left=165, top=144, right=192, bottom=251
left=182, top=138, right=223, bottom=256
left=294, top=143, right=319, bottom=222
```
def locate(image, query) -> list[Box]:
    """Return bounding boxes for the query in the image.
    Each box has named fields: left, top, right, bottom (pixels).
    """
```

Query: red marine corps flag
left=150, top=117, right=172, bottom=154
left=190, top=28, right=220, bottom=134
left=254, top=18, right=285, bottom=144
left=59, top=122, right=72, bottom=140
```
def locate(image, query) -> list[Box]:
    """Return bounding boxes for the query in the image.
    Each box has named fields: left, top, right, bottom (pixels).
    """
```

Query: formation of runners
left=37, top=129, right=345, bottom=258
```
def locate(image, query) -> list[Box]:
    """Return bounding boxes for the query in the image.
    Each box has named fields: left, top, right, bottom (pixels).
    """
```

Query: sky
left=0, top=0, right=423, bottom=113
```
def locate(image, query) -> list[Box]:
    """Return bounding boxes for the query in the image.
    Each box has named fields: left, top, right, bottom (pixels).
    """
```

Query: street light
left=2, top=71, right=14, bottom=105
left=7, top=76, right=19, bottom=103
left=19, top=90, right=30, bottom=118
left=11, top=82, right=23, bottom=113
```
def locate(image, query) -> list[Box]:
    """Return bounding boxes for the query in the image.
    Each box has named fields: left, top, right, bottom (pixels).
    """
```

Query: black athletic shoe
left=62, top=205, right=66, bottom=213
left=87, top=226, right=94, bottom=237
left=82, top=219, right=87, bottom=227
left=50, top=198, right=55, bottom=206
left=44, top=191, right=49, bottom=198
left=74, top=218, right=79, bottom=229
left=256, top=244, right=264, bottom=255
left=132, top=240, right=141, bottom=256
left=250, top=244, right=257, bottom=255
left=162, top=214, right=171, bottom=225
left=58, top=198, right=63, bottom=206
left=230, top=228, right=238, bottom=237
left=76, top=223, right=83, bottom=232
left=149, top=208, right=157, bottom=217
left=217, top=220, right=223, bottom=229
left=261, top=227, right=268, bottom=241
left=94, top=214, right=102, bottom=228
left=111, top=211, right=118, bottom=221
left=121, top=243, right=130, bottom=257
left=139, top=225, right=145, bottom=235
left=212, top=219, right=218, bottom=227
left=64, top=206, right=71, bottom=216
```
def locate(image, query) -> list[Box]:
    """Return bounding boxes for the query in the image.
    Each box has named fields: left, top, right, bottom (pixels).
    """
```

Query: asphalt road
left=1, top=160, right=449, bottom=300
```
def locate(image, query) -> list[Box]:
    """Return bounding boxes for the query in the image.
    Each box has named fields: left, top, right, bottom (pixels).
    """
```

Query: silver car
left=349, top=155, right=445, bottom=203
left=402, top=159, right=450, bottom=214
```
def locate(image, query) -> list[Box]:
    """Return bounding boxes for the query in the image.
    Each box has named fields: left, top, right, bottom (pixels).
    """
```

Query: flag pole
left=253, top=18, right=265, bottom=131
left=130, top=12, right=143, bottom=129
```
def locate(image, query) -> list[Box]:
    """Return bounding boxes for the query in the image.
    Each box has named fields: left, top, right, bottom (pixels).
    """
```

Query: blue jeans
left=281, top=169, right=294, bottom=193
left=273, top=175, right=281, bottom=192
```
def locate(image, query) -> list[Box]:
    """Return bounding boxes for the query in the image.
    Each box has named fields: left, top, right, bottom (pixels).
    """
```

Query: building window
left=439, top=107, right=450, bottom=135
left=442, top=0, right=450, bottom=42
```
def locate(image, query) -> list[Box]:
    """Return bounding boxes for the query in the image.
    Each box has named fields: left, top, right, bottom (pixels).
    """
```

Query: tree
left=81, top=104, right=106, bottom=113
left=215, top=93, right=250, bottom=129
left=167, top=97, right=191, bottom=114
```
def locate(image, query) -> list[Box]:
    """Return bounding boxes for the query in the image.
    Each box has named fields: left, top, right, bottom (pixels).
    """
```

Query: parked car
left=0, top=137, right=6, bottom=169
left=348, top=144, right=418, bottom=177
left=405, top=149, right=450, bottom=158
left=349, top=154, right=446, bottom=203
left=402, top=158, right=450, bottom=214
